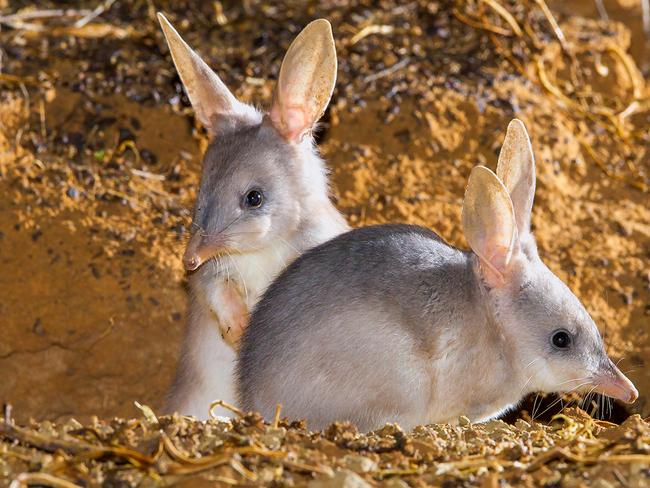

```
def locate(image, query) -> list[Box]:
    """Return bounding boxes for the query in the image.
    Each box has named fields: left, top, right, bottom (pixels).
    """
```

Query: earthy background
left=0, top=0, right=648, bottom=425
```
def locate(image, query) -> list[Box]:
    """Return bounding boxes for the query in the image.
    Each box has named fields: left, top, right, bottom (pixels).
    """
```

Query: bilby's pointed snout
left=182, top=232, right=212, bottom=271
left=593, top=360, right=638, bottom=404
left=182, top=232, right=236, bottom=271
left=183, top=232, right=204, bottom=271
left=183, top=251, right=201, bottom=271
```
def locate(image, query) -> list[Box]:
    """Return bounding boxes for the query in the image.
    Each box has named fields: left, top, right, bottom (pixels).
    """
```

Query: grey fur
left=237, top=120, right=637, bottom=431
left=236, top=224, right=619, bottom=431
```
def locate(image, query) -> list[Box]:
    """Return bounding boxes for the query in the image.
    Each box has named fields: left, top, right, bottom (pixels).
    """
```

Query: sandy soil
left=0, top=0, right=648, bottom=426
left=3, top=408, right=650, bottom=487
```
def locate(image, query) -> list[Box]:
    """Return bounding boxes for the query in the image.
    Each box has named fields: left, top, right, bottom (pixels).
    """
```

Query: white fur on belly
left=177, top=307, right=238, bottom=420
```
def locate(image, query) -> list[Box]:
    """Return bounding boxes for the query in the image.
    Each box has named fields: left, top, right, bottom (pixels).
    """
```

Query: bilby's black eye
left=551, top=330, right=572, bottom=349
left=245, top=190, right=263, bottom=208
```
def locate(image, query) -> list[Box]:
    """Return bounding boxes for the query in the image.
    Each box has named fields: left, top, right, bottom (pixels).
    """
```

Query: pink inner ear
left=270, top=103, right=309, bottom=142
left=486, top=243, right=511, bottom=273
left=478, top=242, right=513, bottom=288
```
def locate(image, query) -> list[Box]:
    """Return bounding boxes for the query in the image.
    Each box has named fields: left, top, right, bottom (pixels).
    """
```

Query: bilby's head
left=462, top=119, right=637, bottom=404
left=158, top=14, right=337, bottom=270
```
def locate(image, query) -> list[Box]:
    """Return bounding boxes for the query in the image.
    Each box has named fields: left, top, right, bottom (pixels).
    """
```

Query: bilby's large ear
left=269, top=19, right=337, bottom=143
left=158, top=13, right=257, bottom=135
left=462, top=166, right=518, bottom=287
left=496, top=119, right=536, bottom=237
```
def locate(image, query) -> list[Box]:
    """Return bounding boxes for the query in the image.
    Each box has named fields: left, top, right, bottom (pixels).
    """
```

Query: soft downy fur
left=237, top=119, right=637, bottom=432
left=157, top=14, right=349, bottom=419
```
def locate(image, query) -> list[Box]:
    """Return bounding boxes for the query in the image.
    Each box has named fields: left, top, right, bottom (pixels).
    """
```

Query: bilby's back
left=238, top=225, right=486, bottom=430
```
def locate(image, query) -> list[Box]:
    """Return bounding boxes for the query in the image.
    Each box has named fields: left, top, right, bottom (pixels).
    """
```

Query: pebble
left=308, top=470, right=370, bottom=488
left=342, top=454, right=377, bottom=473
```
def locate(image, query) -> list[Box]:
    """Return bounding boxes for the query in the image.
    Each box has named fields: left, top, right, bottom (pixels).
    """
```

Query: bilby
left=158, top=14, right=348, bottom=419
left=238, top=119, right=638, bottom=431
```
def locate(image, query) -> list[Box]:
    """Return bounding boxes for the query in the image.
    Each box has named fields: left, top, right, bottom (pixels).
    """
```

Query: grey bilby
left=158, top=13, right=348, bottom=419
left=237, top=119, right=638, bottom=431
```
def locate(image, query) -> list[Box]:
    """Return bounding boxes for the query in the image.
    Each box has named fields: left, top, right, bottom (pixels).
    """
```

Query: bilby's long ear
left=462, top=166, right=518, bottom=287
left=158, top=12, right=257, bottom=135
left=496, top=119, right=536, bottom=237
left=269, top=19, right=337, bottom=143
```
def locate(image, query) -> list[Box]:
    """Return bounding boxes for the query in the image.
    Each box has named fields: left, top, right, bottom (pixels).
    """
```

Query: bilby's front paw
left=209, top=280, right=249, bottom=350
left=217, top=307, right=249, bottom=350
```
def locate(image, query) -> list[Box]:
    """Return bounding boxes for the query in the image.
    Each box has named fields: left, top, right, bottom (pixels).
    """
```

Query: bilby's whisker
left=228, top=253, right=249, bottom=303
left=555, top=376, right=592, bottom=386
left=535, top=381, right=592, bottom=420
left=276, top=234, right=301, bottom=255
left=525, top=357, right=541, bottom=369
left=532, top=393, right=541, bottom=420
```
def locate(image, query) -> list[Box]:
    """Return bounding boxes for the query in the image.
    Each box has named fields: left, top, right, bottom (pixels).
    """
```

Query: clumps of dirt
left=0, top=93, right=196, bottom=421
left=1, top=407, right=649, bottom=486
left=0, top=0, right=648, bottom=426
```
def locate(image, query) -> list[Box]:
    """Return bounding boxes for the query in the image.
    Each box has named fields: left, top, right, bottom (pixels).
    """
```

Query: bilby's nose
left=594, top=361, right=638, bottom=404
left=627, top=383, right=639, bottom=403
left=183, top=231, right=206, bottom=271
left=183, top=252, right=201, bottom=271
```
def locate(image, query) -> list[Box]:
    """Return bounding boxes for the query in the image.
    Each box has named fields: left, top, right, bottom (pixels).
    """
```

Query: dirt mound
left=0, top=0, right=648, bottom=429
left=2, top=407, right=650, bottom=486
